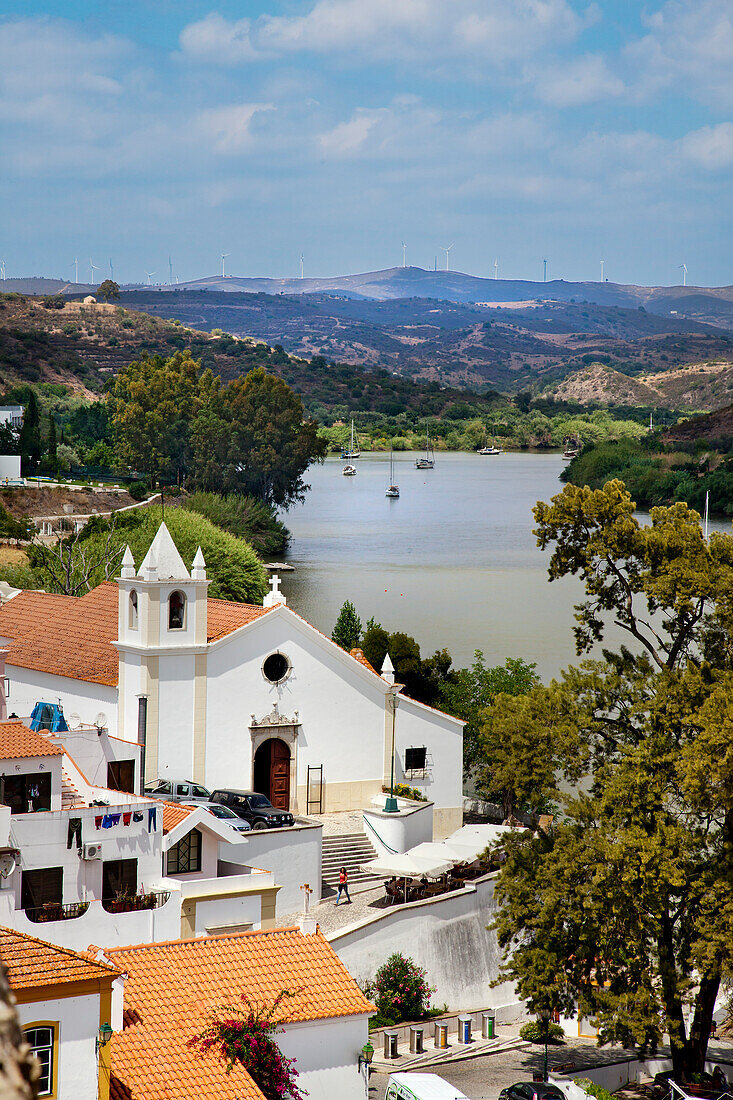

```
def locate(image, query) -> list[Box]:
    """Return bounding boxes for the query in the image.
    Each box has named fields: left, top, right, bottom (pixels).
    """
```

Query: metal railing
left=101, top=889, right=170, bottom=914
left=24, top=901, right=90, bottom=923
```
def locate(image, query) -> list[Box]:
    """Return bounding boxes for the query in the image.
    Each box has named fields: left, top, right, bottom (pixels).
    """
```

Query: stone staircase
left=322, top=832, right=379, bottom=891
left=61, top=771, right=84, bottom=810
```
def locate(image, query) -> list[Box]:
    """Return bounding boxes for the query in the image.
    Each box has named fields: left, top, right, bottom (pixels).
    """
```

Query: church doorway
left=253, top=738, right=291, bottom=810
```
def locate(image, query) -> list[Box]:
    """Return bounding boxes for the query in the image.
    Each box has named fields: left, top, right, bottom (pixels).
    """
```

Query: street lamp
left=358, top=1039, right=374, bottom=1080
left=538, top=1008, right=552, bottom=1081
left=384, top=683, right=405, bottom=813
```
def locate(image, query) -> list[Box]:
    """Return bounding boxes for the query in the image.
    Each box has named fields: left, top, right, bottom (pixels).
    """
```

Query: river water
left=278, top=450, right=731, bottom=682
left=279, top=452, right=589, bottom=682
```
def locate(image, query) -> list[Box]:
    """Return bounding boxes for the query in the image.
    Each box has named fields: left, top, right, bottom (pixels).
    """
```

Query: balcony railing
left=101, top=889, right=171, bottom=914
left=24, top=901, right=90, bottom=924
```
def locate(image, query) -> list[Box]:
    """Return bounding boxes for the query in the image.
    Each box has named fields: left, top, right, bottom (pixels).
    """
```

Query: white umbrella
left=409, top=841, right=464, bottom=865
left=447, top=824, right=517, bottom=860
left=360, top=851, right=455, bottom=879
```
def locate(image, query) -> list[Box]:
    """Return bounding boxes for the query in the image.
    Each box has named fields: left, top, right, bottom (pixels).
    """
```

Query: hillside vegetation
left=548, top=358, right=733, bottom=411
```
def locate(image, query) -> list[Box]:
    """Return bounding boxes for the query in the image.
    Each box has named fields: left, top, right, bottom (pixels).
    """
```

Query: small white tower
left=381, top=652, right=395, bottom=685
left=263, top=574, right=287, bottom=609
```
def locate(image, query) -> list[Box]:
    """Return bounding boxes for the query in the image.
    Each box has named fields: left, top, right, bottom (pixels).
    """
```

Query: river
left=278, top=450, right=730, bottom=682
left=278, top=452, right=587, bottom=682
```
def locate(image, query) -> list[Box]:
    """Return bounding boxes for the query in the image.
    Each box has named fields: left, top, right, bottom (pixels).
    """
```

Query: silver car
left=182, top=801, right=252, bottom=833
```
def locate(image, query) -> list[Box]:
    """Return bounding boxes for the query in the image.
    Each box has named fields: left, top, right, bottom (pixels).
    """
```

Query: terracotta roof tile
left=107, top=928, right=373, bottom=1100
left=0, top=720, right=64, bottom=760
left=0, top=927, right=120, bottom=990
left=161, top=801, right=195, bottom=834
left=350, top=648, right=379, bottom=675
left=0, top=583, right=271, bottom=687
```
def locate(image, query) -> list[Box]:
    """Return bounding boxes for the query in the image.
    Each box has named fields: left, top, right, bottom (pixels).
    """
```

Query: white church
left=0, top=524, right=464, bottom=836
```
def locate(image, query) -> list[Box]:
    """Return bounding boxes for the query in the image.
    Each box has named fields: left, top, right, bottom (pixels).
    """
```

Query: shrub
left=382, top=784, right=427, bottom=803
left=575, top=1081, right=615, bottom=1100
left=127, top=481, right=149, bottom=501
left=181, top=491, right=290, bottom=557
left=364, top=953, right=434, bottom=1027
left=519, top=1020, right=565, bottom=1044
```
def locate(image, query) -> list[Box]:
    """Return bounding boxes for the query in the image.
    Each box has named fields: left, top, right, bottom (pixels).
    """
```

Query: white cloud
left=677, top=123, right=733, bottom=170
left=180, top=0, right=591, bottom=68
left=533, top=53, right=625, bottom=106
left=196, top=103, right=275, bottom=153
left=626, top=0, right=733, bottom=106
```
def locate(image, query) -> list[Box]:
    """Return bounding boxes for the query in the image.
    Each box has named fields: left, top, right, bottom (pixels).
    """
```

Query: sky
left=0, top=0, right=732, bottom=287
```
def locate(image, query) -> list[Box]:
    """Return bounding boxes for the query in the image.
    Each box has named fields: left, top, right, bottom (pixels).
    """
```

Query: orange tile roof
left=0, top=583, right=271, bottom=686
left=107, top=928, right=373, bottom=1100
left=161, top=801, right=195, bottom=834
left=350, top=647, right=379, bottom=675
left=0, top=927, right=120, bottom=990
left=0, top=720, right=64, bottom=760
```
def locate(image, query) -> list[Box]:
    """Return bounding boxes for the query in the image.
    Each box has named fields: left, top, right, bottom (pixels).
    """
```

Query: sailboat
left=341, top=419, right=361, bottom=460
left=385, top=446, right=400, bottom=498
left=342, top=421, right=358, bottom=476
left=415, top=426, right=435, bottom=469
left=478, top=439, right=503, bottom=455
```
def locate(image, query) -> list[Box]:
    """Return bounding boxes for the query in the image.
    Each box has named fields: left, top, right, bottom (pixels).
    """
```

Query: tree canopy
left=97, top=279, right=120, bottom=301
left=331, top=600, right=362, bottom=650
left=491, top=479, right=733, bottom=1081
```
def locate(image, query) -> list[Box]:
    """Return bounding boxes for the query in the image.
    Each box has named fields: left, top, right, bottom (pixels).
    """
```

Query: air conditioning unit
left=80, top=843, right=102, bottom=861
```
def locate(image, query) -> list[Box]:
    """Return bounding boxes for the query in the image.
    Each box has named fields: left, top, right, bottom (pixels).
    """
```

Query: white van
left=385, top=1073, right=469, bottom=1100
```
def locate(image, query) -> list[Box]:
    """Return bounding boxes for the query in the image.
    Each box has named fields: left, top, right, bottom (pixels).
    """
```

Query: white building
left=0, top=523, right=464, bottom=836
left=1, top=924, right=122, bottom=1100
left=106, top=923, right=374, bottom=1100
left=0, top=405, right=23, bottom=429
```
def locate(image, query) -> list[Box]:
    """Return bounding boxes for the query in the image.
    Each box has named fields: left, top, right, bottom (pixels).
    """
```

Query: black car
left=499, top=1085, right=566, bottom=1100
left=209, top=789, right=294, bottom=830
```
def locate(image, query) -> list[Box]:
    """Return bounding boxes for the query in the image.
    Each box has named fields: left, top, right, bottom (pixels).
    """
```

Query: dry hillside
left=548, top=359, right=733, bottom=411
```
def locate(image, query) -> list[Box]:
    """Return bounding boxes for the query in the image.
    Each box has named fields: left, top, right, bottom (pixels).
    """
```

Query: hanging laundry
left=67, top=818, right=82, bottom=850
left=132, top=811, right=144, bottom=823
left=148, top=806, right=157, bottom=831
left=122, top=812, right=132, bottom=826
left=95, top=816, right=103, bottom=830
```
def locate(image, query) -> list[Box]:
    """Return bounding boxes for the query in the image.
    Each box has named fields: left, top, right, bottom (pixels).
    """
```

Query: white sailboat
left=342, top=421, right=358, bottom=476
left=415, top=426, right=435, bottom=469
left=341, top=419, right=361, bottom=460
left=478, top=433, right=503, bottom=456
left=385, top=446, right=400, bottom=498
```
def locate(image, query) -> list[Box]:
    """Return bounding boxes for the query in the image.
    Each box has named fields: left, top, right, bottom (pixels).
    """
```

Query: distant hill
left=662, top=404, right=733, bottom=445
left=115, top=288, right=733, bottom=392
left=548, top=358, right=733, bottom=412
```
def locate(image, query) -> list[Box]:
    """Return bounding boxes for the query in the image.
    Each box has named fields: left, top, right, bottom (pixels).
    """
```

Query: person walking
left=335, top=866, right=351, bottom=905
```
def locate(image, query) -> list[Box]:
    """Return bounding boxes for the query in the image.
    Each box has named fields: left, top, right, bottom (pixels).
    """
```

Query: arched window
left=129, top=589, right=138, bottom=629
left=168, top=590, right=186, bottom=630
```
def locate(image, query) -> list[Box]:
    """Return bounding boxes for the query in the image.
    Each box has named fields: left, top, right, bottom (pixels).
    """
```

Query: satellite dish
left=68, top=713, right=82, bottom=731
left=95, top=712, right=108, bottom=731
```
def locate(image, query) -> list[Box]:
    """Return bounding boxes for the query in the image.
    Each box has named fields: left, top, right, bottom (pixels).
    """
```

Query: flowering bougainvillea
left=364, top=953, right=434, bottom=1026
left=188, top=991, right=306, bottom=1100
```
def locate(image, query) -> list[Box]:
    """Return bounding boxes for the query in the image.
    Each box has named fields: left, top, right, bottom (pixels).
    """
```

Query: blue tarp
left=29, top=702, right=69, bottom=733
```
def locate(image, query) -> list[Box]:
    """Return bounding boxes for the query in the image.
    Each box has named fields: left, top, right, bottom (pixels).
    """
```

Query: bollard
left=384, top=1031, right=399, bottom=1059
left=434, top=1022, right=448, bottom=1049
left=458, top=1015, right=472, bottom=1043
left=482, top=1011, right=495, bottom=1040
left=409, top=1026, right=424, bottom=1055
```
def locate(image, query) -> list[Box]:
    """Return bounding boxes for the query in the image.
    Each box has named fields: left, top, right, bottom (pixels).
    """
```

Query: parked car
left=182, top=801, right=252, bottom=833
left=144, top=778, right=211, bottom=804
left=386, top=1073, right=468, bottom=1100
left=209, top=789, right=294, bottom=830
left=499, top=1085, right=566, bottom=1100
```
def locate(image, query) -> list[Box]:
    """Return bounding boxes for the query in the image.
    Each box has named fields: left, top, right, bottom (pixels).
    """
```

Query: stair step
left=321, top=830, right=378, bottom=888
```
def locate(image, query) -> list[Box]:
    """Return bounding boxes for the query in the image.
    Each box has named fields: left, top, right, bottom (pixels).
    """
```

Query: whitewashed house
left=0, top=523, right=464, bottom=836
left=1, top=925, right=122, bottom=1100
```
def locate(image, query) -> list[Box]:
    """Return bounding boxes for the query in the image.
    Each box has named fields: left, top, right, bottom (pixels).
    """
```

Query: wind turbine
left=600, top=259, right=605, bottom=283
left=221, top=253, right=230, bottom=277
left=401, top=242, right=407, bottom=268
left=89, top=257, right=99, bottom=285
left=679, top=263, right=687, bottom=287
left=300, top=253, right=304, bottom=280
left=494, top=259, right=498, bottom=280
left=443, top=244, right=454, bottom=271
left=0, top=261, right=5, bottom=281
left=543, top=258, right=548, bottom=283
left=109, top=258, right=114, bottom=281
left=145, top=271, right=155, bottom=286
left=168, top=256, right=173, bottom=284
left=72, top=258, right=79, bottom=283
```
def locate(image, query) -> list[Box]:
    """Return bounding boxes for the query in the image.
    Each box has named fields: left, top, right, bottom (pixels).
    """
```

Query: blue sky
left=1, top=0, right=731, bottom=287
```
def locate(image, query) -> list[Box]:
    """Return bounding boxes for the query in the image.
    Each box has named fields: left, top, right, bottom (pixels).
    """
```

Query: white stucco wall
left=394, top=696, right=463, bottom=812
left=186, top=886, right=265, bottom=934
left=328, top=874, right=521, bottom=1015
left=156, top=651, right=198, bottom=778
left=5, top=667, right=117, bottom=735
left=51, top=729, right=141, bottom=791
left=18, top=993, right=100, bottom=1100
left=279, top=1015, right=371, bottom=1100
left=1, top=754, right=63, bottom=811
left=363, top=801, right=434, bottom=856
left=0, top=455, right=21, bottom=480
left=223, top=822, right=323, bottom=912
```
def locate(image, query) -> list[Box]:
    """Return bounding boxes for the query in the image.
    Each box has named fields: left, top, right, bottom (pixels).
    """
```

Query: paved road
left=368, top=1039, right=636, bottom=1100
left=368, top=1038, right=733, bottom=1100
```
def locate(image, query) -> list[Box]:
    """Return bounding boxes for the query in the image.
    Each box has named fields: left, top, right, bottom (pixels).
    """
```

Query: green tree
left=18, top=391, right=41, bottom=475
left=108, top=351, right=216, bottom=485
left=190, top=367, right=326, bottom=507
left=493, top=479, right=733, bottom=1082
left=439, top=653, right=538, bottom=776
left=97, top=279, right=120, bottom=301
left=46, top=414, right=57, bottom=468
left=331, top=601, right=362, bottom=650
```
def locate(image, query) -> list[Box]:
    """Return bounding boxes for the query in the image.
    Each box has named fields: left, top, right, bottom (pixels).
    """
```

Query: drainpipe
left=136, top=695, right=148, bottom=794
